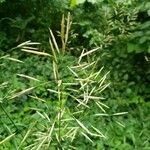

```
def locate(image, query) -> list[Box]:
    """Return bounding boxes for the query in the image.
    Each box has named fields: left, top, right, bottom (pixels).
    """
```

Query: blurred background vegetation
left=0, top=0, right=150, bottom=149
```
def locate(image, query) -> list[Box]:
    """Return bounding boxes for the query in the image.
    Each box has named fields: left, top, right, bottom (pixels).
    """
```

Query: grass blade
left=6, top=57, right=24, bottom=63
left=75, top=119, right=91, bottom=134
left=17, top=129, right=32, bottom=150
left=21, top=49, right=50, bottom=56
left=49, top=29, right=59, bottom=53
left=112, top=112, right=128, bottom=116
left=10, top=87, right=35, bottom=99
left=0, top=133, right=15, bottom=145
left=81, top=132, right=93, bottom=143
left=17, top=74, right=40, bottom=81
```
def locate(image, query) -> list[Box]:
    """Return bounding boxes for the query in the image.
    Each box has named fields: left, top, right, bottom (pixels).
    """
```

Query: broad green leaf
left=147, top=9, right=150, bottom=16
left=70, top=0, right=77, bottom=8
left=127, top=43, right=141, bottom=53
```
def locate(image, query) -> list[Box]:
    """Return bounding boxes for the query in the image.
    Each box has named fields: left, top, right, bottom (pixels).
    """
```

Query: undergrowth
left=0, top=11, right=150, bottom=150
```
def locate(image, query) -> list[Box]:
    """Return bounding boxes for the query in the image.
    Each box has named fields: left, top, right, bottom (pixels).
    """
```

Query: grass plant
left=0, top=13, right=129, bottom=149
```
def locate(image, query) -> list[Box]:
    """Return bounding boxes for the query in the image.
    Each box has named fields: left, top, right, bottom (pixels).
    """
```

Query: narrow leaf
left=21, top=49, right=50, bottom=56
left=49, top=29, right=59, bottom=53
left=81, top=132, right=93, bottom=143
left=0, top=133, right=15, bottom=145
left=17, top=74, right=40, bottom=81
left=10, top=87, right=35, bottom=99
left=6, top=57, right=24, bottom=63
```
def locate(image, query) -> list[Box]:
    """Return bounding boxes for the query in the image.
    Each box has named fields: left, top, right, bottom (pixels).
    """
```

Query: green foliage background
left=0, top=0, right=150, bottom=149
